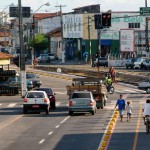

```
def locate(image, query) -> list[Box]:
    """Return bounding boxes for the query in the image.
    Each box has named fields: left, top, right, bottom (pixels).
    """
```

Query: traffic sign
left=140, top=7, right=150, bottom=15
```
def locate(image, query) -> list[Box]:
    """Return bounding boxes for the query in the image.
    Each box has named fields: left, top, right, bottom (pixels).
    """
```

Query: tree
left=29, top=34, right=49, bottom=54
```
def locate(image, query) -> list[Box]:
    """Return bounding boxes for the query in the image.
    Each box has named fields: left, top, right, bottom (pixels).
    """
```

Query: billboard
left=120, top=29, right=134, bottom=52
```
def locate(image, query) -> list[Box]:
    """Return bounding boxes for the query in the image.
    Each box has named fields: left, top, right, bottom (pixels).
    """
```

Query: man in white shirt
left=143, top=99, right=150, bottom=124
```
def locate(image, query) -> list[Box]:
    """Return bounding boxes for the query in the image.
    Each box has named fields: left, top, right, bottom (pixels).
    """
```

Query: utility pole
left=18, top=0, right=27, bottom=97
left=87, top=15, right=92, bottom=64
left=55, top=5, right=66, bottom=63
left=31, top=15, right=35, bottom=66
left=145, top=0, right=149, bottom=57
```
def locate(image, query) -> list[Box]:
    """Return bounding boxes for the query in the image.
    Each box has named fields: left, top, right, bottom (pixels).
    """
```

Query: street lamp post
left=1, top=3, right=14, bottom=24
left=31, top=2, right=50, bottom=65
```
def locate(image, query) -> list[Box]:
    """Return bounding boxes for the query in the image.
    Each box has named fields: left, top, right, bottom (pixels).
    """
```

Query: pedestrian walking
left=91, top=55, right=95, bottom=67
left=33, top=56, right=38, bottom=69
left=115, top=94, right=126, bottom=122
left=109, top=67, right=117, bottom=83
left=85, top=54, right=88, bottom=64
left=126, top=101, right=132, bottom=122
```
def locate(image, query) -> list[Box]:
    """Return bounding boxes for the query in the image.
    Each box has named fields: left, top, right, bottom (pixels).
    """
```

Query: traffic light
left=13, top=56, right=20, bottom=67
left=94, top=14, right=102, bottom=29
left=102, top=13, right=111, bottom=27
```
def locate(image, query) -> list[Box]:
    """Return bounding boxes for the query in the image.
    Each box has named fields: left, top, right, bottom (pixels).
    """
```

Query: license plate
left=32, top=105, right=39, bottom=108
left=78, top=102, right=85, bottom=105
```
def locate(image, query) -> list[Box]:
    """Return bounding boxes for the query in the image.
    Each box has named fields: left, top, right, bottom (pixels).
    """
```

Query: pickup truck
left=66, top=77, right=108, bottom=109
left=138, top=81, right=150, bottom=94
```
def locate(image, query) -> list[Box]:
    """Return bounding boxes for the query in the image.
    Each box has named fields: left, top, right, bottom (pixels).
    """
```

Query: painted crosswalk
left=0, top=101, right=68, bottom=109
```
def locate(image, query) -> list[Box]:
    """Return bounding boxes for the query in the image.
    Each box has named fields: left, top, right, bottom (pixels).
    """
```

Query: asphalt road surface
left=0, top=71, right=149, bottom=150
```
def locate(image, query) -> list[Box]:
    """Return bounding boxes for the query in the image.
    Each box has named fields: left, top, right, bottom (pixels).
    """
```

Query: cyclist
left=105, top=75, right=113, bottom=92
left=143, top=99, right=150, bottom=125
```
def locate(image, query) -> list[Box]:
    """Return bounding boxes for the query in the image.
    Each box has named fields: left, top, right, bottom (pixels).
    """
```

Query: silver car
left=68, top=91, right=97, bottom=116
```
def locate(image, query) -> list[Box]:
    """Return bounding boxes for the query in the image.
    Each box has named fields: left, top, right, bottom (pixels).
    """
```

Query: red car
left=34, top=88, right=56, bottom=109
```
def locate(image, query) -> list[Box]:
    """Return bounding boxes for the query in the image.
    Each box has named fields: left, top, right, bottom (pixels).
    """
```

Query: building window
left=78, top=23, right=81, bottom=31
left=74, top=23, right=76, bottom=31
left=128, top=23, right=140, bottom=28
left=67, top=24, right=69, bottom=31
left=64, top=24, right=66, bottom=31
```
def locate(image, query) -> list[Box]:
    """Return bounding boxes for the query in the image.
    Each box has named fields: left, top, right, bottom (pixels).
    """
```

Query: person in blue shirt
left=115, top=94, right=126, bottom=122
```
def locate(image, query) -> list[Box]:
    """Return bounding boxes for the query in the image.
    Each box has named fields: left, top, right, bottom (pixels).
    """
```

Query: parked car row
left=125, top=57, right=150, bottom=70
left=37, top=53, right=56, bottom=63
left=93, top=57, right=108, bottom=67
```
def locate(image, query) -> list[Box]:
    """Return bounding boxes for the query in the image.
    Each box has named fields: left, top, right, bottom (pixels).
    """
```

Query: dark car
left=141, top=59, right=150, bottom=70
left=125, top=58, right=137, bottom=69
left=94, top=57, right=108, bottom=67
left=26, top=73, right=41, bottom=88
left=34, top=87, right=56, bottom=109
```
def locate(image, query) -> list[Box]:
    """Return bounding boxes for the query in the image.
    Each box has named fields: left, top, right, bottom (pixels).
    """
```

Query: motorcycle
left=108, top=85, right=115, bottom=94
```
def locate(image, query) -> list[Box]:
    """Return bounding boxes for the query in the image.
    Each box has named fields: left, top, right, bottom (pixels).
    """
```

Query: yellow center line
left=0, top=115, right=23, bottom=130
left=132, top=105, right=142, bottom=150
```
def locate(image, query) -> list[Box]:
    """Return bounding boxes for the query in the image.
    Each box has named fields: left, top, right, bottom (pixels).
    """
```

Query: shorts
left=119, top=109, right=124, bottom=116
left=127, top=113, right=132, bottom=116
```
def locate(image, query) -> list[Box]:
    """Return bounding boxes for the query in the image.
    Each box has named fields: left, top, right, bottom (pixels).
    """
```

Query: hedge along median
left=33, top=65, right=149, bottom=85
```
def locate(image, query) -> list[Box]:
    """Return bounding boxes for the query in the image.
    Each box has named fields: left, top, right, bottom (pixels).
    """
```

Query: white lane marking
left=115, top=90, right=122, bottom=93
left=55, top=125, right=60, bottom=128
left=39, top=139, right=45, bottom=144
left=7, top=103, right=17, bottom=108
left=55, top=92, right=67, bottom=95
left=60, top=116, right=70, bottom=124
left=48, top=131, right=53, bottom=135
left=124, top=89, right=138, bottom=93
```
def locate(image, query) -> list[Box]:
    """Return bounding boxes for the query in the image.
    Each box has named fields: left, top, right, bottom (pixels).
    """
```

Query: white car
left=133, top=57, right=147, bottom=69
left=138, top=81, right=150, bottom=94
left=68, top=91, right=97, bottom=116
left=23, top=91, right=50, bottom=114
left=48, top=53, right=55, bottom=60
left=141, top=59, right=150, bottom=70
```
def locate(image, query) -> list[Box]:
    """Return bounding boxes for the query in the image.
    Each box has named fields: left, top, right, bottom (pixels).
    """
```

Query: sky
left=0, top=0, right=150, bottom=13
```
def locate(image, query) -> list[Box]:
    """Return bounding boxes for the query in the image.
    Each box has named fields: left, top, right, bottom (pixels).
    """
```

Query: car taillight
left=90, top=100, right=93, bottom=106
left=24, top=98, right=28, bottom=103
left=69, top=101, right=73, bottom=106
left=44, top=98, right=49, bottom=103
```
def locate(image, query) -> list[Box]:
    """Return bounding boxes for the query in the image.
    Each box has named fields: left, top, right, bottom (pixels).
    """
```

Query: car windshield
left=27, top=92, right=45, bottom=98
left=48, top=54, right=54, bottom=56
left=26, top=74, right=36, bottom=79
left=72, top=93, right=91, bottom=98
left=35, top=88, right=53, bottom=95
